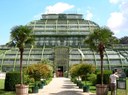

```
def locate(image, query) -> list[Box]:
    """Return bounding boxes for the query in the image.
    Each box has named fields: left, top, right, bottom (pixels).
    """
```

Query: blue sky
left=0, top=0, right=128, bottom=45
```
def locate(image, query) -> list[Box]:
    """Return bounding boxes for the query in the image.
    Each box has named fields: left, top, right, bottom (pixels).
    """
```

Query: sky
left=0, top=0, right=128, bottom=45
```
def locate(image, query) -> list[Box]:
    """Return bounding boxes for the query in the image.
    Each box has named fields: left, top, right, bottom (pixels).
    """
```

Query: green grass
left=0, top=78, right=52, bottom=95
left=0, top=79, right=4, bottom=89
left=89, top=79, right=128, bottom=95
left=89, top=86, right=128, bottom=95
left=108, top=89, right=127, bottom=95
left=0, top=79, right=15, bottom=95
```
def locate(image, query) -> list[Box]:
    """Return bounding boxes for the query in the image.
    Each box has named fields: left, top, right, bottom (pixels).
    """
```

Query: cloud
left=85, top=10, right=93, bottom=20
left=109, top=0, right=121, bottom=4
left=107, top=1, right=128, bottom=35
left=107, top=12, right=124, bottom=33
left=44, top=2, right=74, bottom=14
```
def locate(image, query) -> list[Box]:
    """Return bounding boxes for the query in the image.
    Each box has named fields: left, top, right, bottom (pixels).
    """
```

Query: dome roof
left=28, top=14, right=99, bottom=36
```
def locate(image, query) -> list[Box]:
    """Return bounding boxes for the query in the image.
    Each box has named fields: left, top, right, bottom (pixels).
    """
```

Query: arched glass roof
left=0, top=14, right=127, bottom=72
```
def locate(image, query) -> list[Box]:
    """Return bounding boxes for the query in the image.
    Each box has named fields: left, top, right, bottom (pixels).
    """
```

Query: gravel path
left=29, top=77, right=96, bottom=95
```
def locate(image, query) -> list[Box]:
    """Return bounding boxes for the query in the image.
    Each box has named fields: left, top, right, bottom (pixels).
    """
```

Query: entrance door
left=54, top=47, right=69, bottom=77
left=57, top=66, right=63, bottom=77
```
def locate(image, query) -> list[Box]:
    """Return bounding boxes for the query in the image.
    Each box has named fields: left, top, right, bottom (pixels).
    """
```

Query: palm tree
left=85, top=26, right=119, bottom=85
left=10, top=25, right=34, bottom=85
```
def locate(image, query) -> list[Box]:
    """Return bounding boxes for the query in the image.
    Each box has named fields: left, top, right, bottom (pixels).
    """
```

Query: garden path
left=29, top=77, right=96, bottom=95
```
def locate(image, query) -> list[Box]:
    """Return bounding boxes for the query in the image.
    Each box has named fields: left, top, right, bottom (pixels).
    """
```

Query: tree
left=120, top=36, right=128, bottom=44
left=24, top=63, right=53, bottom=81
left=5, top=41, right=15, bottom=47
left=69, top=63, right=95, bottom=80
left=10, top=25, right=34, bottom=84
left=77, top=63, right=95, bottom=80
left=85, top=26, right=118, bottom=85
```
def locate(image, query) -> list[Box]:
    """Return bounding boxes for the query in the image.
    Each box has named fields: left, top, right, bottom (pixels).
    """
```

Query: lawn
left=0, top=79, right=15, bottom=95
left=0, top=78, right=52, bottom=95
left=0, top=79, right=4, bottom=89
left=89, top=79, right=128, bottom=95
left=90, top=86, right=128, bottom=95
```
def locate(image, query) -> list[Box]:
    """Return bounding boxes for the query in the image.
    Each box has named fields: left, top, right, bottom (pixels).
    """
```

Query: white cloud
left=109, top=0, right=121, bottom=4
left=107, top=12, right=124, bottom=33
left=44, top=2, right=74, bottom=14
left=107, top=1, right=128, bottom=35
left=85, top=10, right=93, bottom=20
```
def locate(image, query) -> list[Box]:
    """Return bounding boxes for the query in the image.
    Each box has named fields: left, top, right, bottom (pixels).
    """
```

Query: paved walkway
left=29, top=77, right=96, bottom=95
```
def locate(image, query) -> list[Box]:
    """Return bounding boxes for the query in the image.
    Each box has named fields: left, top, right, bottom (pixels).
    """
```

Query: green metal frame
left=104, top=49, right=111, bottom=70
left=1, top=50, right=9, bottom=71
left=27, top=47, right=33, bottom=67
left=13, top=48, right=19, bottom=71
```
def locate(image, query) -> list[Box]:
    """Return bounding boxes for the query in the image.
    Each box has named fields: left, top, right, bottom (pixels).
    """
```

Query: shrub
left=24, top=74, right=35, bottom=85
left=124, top=68, right=128, bottom=77
left=64, top=71, right=68, bottom=78
left=24, top=63, right=53, bottom=81
left=96, top=70, right=112, bottom=84
left=70, top=63, right=96, bottom=80
left=87, top=73, right=97, bottom=85
left=69, top=64, right=79, bottom=78
left=4, top=71, right=20, bottom=91
left=77, top=63, right=95, bottom=80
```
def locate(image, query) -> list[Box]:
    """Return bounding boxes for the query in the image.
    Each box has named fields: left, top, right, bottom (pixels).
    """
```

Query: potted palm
left=85, top=27, right=118, bottom=95
left=10, top=25, right=34, bottom=95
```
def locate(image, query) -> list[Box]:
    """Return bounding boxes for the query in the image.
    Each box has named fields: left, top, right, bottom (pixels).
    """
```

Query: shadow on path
left=49, top=90, right=82, bottom=95
left=29, top=78, right=96, bottom=95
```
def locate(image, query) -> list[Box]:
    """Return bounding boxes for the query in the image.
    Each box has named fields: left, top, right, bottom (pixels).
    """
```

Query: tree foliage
left=10, top=25, right=34, bottom=48
left=85, top=26, right=118, bottom=85
left=85, top=27, right=119, bottom=51
left=24, top=63, right=53, bottom=81
left=120, top=36, right=128, bottom=44
left=70, top=63, right=95, bottom=80
left=10, top=25, right=34, bottom=84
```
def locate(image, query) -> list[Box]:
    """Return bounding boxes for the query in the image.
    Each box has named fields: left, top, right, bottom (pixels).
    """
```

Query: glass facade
left=0, top=14, right=128, bottom=73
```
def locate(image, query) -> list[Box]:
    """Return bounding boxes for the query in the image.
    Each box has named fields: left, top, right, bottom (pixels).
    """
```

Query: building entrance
left=57, top=66, right=63, bottom=77
left=54, top=47, right=69, bottom=77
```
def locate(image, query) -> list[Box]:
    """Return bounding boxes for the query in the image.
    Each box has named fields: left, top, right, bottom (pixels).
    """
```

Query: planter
left=96, top=84, right=108, bottom=95
left=41, top=80, right=46, bottom=86
left=32, top=86, right=39, bottom=93
left=15, top=84, right=29, bottom=95
left=73, top=79, right=77, bottom=84
left=78, top=82, right=83, bottom=88
left=76, top=80, right=80, bottom=86
left=83, top=85, right=90, bottom=92
left=38, top=82, right=44, bottom=89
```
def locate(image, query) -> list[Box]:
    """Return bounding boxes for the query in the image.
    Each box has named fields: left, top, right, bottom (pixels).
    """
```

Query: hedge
left=4, top=71, right=20, bottom=91
left=96, top=70, right=112, bottom=84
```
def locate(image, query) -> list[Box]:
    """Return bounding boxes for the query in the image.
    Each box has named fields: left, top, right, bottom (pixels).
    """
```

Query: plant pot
left=41, top=81, right=46, bottom=86
left=78, top=82, right=83, bottom=89
left=83, top=85, right=90, bottom=92
left=73, top=79, right=77, bottom=84
left=15, top=84, right=29, bottom=95
left=96, top=84, right=108, bottom=95
left=76, top=80, right=80, bottom=86
left=32, top=86, right=39, bottom=93
left=38, top=82, right=44, bottom=89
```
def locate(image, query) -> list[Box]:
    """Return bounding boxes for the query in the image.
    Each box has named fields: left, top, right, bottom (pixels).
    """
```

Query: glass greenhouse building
left=0, top=14, right=128, bottom=77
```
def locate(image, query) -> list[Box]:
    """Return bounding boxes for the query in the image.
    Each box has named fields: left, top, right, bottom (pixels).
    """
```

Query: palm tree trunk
left=20, top=48, right=23, bottom=84
left=101, top=53, right=103, bottom=85
left=99, top=43, right=105, bottom=85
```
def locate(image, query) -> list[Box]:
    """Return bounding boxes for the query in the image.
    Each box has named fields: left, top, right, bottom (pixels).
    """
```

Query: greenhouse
left=0, top=14, right=128, bottom=77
